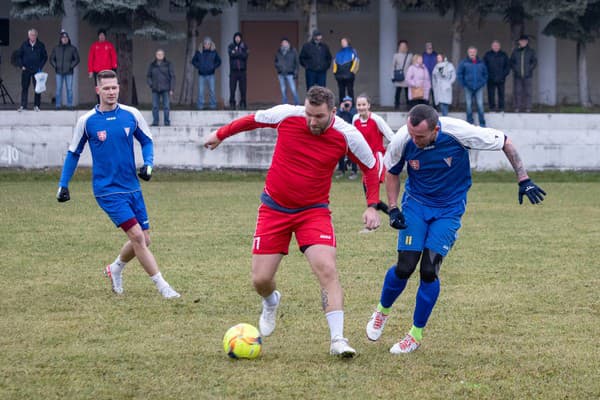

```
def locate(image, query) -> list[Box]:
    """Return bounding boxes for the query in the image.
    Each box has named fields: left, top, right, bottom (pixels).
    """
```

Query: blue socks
left=413, top=279, right=440, bottom=328
left=379, top=265, right=408, bottom=309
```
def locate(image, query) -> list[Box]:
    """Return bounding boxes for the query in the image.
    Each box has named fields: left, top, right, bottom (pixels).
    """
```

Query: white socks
left=150, top=272, right=168, bottom=291
left=111, top=256, right=127, bottom=274
left=263, top=291, right=279, bottom=307
left=326, top=310, right=344, bottom=340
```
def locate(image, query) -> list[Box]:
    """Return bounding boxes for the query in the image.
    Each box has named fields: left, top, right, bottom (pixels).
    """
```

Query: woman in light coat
left=405, top=54, right=430, bottom=107
left=392, top=40, right=412, bottom=110
left=431, top=53, right=456, bottom=116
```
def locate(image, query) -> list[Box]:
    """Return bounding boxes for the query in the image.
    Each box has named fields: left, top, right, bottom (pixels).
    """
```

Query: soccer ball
left=223, top=323, right=262, bottom=359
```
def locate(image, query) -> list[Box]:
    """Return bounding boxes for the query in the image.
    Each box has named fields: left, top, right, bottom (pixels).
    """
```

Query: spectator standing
left=299, top=30, right=332, bottom=90
left=228, top=32, right=248, bottom=110
left=392, top=40, right=412, bottom=110
left=275, top=38, right=299, bottom=105
left=335, top=95, right=358, bottom=180
left=405, top=54, right=430, bottom=108
left=17, top=28, right=47, bottom=112
left=422, top=42, right=437, bottom=105
left=483, top=40, right=510, bottom=112
left=333, top=37, right=359, bottom=104
left=50, top=30, right=80, bottom=110
left=191, top=37, right=221, bottom=110
left=146, top=49, right=175, bottom=126
left=88, top=29, right=117, bottom=82
left=431, top=53, right=456, bottom=116
left=457, top=46, right=488, bottom=127
left=510, top=35, right=537, bottom=112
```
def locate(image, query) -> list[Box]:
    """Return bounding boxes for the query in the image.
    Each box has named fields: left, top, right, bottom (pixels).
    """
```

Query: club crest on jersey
left=409, top=160, right=420, bottom=170
left=97, top=130, right=107, bottom=141
left=124, top=127, right=130, bottom=136
left=444, top=157, right=453, bottom=167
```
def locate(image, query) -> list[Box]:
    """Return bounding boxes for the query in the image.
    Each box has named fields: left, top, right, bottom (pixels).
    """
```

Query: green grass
left=1, top=170, right=599, bottom=400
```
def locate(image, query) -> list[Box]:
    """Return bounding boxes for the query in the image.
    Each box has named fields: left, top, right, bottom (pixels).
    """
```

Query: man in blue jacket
left=17, top=28, right=47, bottom=111
left=191, top=37, right=221, bottom=110
left=457, top=46, right=488, bottom=127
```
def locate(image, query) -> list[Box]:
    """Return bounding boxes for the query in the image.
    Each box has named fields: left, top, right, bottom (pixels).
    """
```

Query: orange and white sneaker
left=390, top=334, right=421, bottom=354
left=366, top=310, right=389, bottom=341
left=104, top=265, right=123, bottom=295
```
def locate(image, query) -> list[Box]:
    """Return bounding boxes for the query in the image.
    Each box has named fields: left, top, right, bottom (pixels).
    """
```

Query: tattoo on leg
left=321, top=288, right=329, bottom=311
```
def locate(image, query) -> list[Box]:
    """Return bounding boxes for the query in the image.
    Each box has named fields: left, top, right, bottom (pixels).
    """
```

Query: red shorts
left=252, top=204, right=336, bottom=255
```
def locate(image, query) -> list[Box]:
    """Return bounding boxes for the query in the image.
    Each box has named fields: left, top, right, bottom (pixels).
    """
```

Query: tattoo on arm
left=320, top=288, right=329, bottom=311
left=503, top=138, right=528, bottom=181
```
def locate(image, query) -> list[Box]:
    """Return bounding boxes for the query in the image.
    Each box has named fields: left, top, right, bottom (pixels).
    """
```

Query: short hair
left=408, top=104, right=439, bottom=131
left=96, top=69, right=118, bottom=86
left=356, top=93, right=371, bottom=104
left=468, top=45, right=477, bottom=51
left=28, top=28, right=38, bottom=36
left=306, top=86, right=335, bottom=110
left=97, top=29, right=107, bottom=37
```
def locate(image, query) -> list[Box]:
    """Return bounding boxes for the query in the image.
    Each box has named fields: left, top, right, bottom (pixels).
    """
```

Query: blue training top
left=59, top=104, right=154, bottom=197
left=385, top=117, right=505, bottom=207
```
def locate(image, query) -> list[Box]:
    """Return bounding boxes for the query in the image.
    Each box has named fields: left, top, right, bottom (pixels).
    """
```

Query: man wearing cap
left=50, top=30, right=80, bottom=109
left=299, top=30, right=332, bottom=90
left=510, top=35, right=537, bottom=113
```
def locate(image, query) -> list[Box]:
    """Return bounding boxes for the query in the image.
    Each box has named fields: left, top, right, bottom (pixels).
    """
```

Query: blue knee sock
left=379, top=265, right=408, bottom=310
left=413, top=279, right=440, bottom=328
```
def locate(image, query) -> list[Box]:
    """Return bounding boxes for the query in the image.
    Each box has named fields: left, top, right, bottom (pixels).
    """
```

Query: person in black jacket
left=147, top=49, right=175, bottom=126
left=17, top=28, right=47, bottom=111
left=228, top=32, right=248, bottom=110
left=483, top=40, right=510, bottom=112
left=191, top=37, right=221, bottom=110
left=510, top=35, right=537, bottom=112
left=274, top=38, right=299, bottom=105
left=50, top=30, right=80, bottom=109
left=299, top=30, right=332, bottom=90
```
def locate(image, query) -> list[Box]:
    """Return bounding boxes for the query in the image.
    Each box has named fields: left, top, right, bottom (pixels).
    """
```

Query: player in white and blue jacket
left=365, top=104, right=546, bottom=353
left=56, top=69, right=180, bottom=299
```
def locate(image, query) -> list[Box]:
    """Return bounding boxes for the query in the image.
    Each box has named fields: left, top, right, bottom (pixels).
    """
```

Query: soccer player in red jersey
left=204, top=86, right=381, bottom=357
left=353, top=93, right=395, bottom=216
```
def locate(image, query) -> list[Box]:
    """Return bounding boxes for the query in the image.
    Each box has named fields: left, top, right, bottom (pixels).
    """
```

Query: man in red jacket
left=204, top=86, right=381, bottom=358
left=88, top=29, right=117, bottom=100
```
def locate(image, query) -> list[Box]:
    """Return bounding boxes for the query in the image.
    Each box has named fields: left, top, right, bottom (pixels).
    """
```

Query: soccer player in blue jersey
left=366, top=104, right=545, bottom=353
left=56, top=69, right=180, bottom=299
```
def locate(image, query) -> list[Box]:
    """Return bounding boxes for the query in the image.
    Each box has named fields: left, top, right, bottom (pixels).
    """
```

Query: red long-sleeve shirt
left=216, top=105, right=381, bottom=209
left=88, top=40, right=117, bottom=73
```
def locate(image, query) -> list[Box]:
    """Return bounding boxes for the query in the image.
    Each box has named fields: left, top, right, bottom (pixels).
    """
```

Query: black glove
left=518, top=179, right=546, bottom=204
left=138, top=165, right=153, bottom=181
left=389, top=207, right=407, bottom=230
left=56, top=187, right=70, bottom=202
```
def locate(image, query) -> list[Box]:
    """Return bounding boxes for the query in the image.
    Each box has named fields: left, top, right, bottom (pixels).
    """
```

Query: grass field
left=1, top=170, right=599, bottom=400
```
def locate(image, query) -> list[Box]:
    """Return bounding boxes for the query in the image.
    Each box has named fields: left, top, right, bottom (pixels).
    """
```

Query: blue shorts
left=95, top=191, right=150, bottom=230
left=397, top=194, right=465, bottom=256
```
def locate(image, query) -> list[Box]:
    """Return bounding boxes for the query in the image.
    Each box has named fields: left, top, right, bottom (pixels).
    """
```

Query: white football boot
left=259, top=290, right=280, bottom=337
left=159, top=285, right=181, bottom=299
left=390, top=334, right=421, bottom=354
left=330, top=336, right=356, bottom=358
left=104, top=265, right=123, bottom=295
left=366, top=310, right=389, bottom=341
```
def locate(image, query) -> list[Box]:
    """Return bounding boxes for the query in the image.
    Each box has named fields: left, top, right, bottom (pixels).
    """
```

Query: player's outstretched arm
left=502, top=138, right=546, bottom=204
left=203, top=130, right=222, bottom=150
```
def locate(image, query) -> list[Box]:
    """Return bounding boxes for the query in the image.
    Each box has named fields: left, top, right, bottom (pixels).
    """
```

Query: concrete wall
left=1, top=111, right=599, bottom=171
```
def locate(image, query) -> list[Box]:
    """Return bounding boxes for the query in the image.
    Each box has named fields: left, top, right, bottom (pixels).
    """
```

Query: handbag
left=392, top=54, right=409, bottom=82
left=411, top=86, right=424, bottom=100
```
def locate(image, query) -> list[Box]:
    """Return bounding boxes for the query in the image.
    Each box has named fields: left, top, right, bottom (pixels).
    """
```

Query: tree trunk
left=576, top=41, right=591, bottom=108
left=451, top=1, right=465, bottom=106
left=179, top=13, right=199, bottom=105
left=509, top=21, right=524, bottom=48
left=306, top=0, right=317, bottom=41
left=115, top=32, right=133, bottom=104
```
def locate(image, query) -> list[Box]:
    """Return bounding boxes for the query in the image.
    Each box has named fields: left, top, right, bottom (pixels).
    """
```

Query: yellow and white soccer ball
left=223, top=323, right=262, bottom=359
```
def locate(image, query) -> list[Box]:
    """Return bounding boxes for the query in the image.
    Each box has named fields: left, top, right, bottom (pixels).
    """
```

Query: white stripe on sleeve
left=68, top=109, right=95, bottom=153
left=120, top=104, right=153, bottom=140
left=371, top=112, right=395, bottom=142
left=383, top=125, right=411, bottom=170
left=255, top=105, right=305, bottom=125
left=333, top=116, right=375, bottom=168
left=439, top=116, right=504, bottom=151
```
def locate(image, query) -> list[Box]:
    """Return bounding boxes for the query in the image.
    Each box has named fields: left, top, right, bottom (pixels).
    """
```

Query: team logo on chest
left=124, top=127, right=130, bottom=136
left=444, top=157, right=453, bottom=167
left=409, top=160, right=420, bottom=170
left=97, top=130, right=107, bottom=141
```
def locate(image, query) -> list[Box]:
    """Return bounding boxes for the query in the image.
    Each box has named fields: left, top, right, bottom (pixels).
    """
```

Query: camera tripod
left=0, top=78, right=15, bottom=105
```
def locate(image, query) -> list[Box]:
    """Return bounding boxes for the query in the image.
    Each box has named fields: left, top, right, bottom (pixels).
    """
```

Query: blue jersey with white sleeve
left=59, top=104, right=154, bottom=197
left=384, top=117, right=505, bottom=207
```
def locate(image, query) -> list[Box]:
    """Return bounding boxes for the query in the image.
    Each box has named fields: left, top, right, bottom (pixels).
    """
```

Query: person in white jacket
left=431, top=53, right=456, bottom=116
